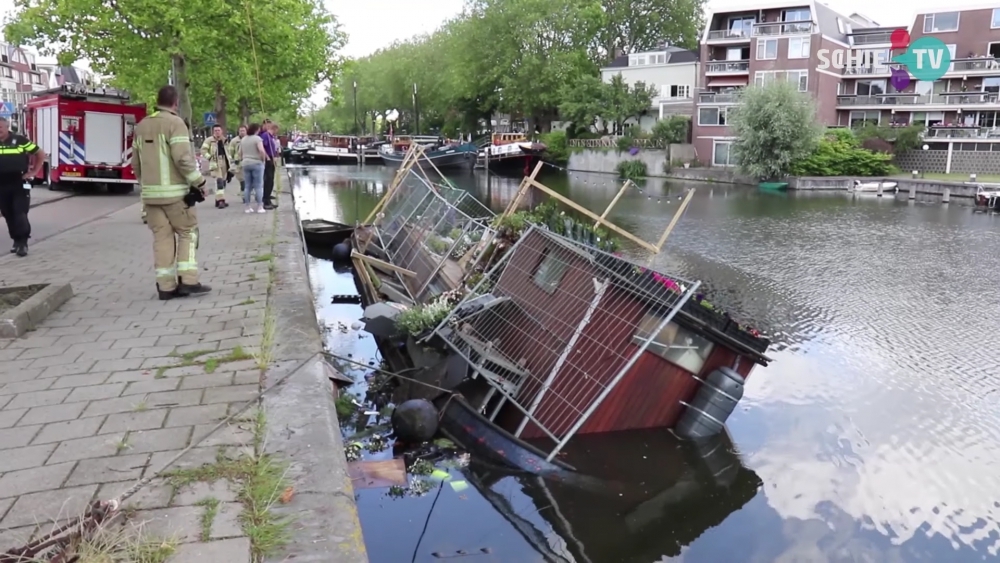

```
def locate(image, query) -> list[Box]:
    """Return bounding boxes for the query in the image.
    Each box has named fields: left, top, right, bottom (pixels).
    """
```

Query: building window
left=923, top=12, right=959, bottom=33
left=849, top=111, right=881, bottom=127
left=532, top=247, right=569, bottom=294
left=663, top=84, right=690, bottom=98
left=12, top=70, right=19, bottom=82
left=756, top=38, right=778, bottom=60
left=698, top=107, right=728, bottom=126
left=782, top=8, right=810, bottom=22
left=653, top=53, right=666, bottom=65
left=994, top=9, right=1000, bottom=29
left=855, top=79, right=886, bottom=96
left=890, top=113, right=911, bottom=126
left=754, top=70, right=807, bottom=92
left=728, top=16, right=755, bottom=37
left=788, top=37, right=810, bottom=59
left=912, top=111, right=945, bottom=127
left=633, top=316, right=716, bottom=374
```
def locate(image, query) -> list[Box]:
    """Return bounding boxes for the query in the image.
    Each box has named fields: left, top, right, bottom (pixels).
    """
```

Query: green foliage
left=854, top=123, right=925, bottom=153
left=728, top=80, right=824, bottom=180
left=616, top=159, right=647, bottom=180
left=5, top=0, right=345, bottom=130
left=789, top=130, right=897, bottom=177
left=540, top=131, right=570, bottom=164
left=395, top=290, right=464, bottom=336
left=651, top=116, right=689, bottom=147
left=426, top=236, right=450, bottom=255
left=314, top=0, right=704, bottom=135
left=495, top=201, right=619, bottom=252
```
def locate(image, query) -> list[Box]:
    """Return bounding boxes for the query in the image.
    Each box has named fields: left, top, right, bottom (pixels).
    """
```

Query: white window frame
left=713, top=141, right=736, bottom=167
left=849, top=110, right=881, bottom=126
left=788, top=37, right=810, bottom=59
left=755, top=70, right=808, bottom=92
left=756, top=38, right=778, bottom=60
left=923, top=12, right=959, bottom=34
left=993, top=9, right=1000, bottom=29
left=789, top=70, right=808, bottom=92
left=698, top=107, right=727, bottom=126
left=728, top=15, right=755, bottom=37
left=663, top=84, right=690, bottom=99
left=855, top=79, right=887, bottom=96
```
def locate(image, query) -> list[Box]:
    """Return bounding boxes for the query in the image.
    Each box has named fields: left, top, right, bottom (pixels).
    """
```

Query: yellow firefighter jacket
left=200, top=136, right=233, bottom=179
left=133, top=108, right=205, bottom=203
left=228, top=135, right=245, bottom=181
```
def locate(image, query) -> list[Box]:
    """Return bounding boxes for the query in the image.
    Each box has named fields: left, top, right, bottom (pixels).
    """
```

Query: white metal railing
left=752, top=21, right=815, bottom=36
left=850, top=32, right=893, bottom=46
left=842, top=64, right=903, bottom=76
left=951, top=58, right=1000, bottom=72
left=924, top=127, right=1000, bottom=139
left=707, top=29, right=752, bottom=41
left=836, top=92, right=1000, bottom=106
left=432, top=226, right=700, bottom=462
left=699, top=92, right=741, bottom=104
left=705, top=61, right=750, bottom=74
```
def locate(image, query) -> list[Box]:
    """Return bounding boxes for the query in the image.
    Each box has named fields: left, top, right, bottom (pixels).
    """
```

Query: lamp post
left=921, top=144, right=929, bottom=178
left=353, top=80, right=359, bottom=135
left=412, top=83, right=419, bottom=135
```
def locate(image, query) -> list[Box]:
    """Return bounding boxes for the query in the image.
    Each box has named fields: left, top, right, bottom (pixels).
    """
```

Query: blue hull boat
left=381, top=142, right=478, bottom=170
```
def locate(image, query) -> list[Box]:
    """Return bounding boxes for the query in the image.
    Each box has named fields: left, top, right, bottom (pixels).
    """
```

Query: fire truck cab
left=25, top=84, right=147, bottom=194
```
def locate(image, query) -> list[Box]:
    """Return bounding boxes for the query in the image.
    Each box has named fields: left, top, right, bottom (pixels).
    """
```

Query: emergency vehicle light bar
left=41, top=83, right=132, bottom=100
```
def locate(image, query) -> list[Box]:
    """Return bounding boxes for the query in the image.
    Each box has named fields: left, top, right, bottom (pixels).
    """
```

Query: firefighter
left=201, top=125, right=233, bottom=209
left=0, top=116, right=46, bottom=257
left=132, top=86, right=212, bottom=300
left=229, top=125, right=247, bottom=196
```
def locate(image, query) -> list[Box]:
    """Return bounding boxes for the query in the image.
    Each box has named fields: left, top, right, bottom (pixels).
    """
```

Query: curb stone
left=0, top=282, right=73, bottom=338
left=261, top=175, right=368, bottom=562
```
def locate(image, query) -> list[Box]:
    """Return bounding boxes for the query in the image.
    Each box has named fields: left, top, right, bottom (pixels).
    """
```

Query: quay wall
left=792, top=177, right=978, bottom=199
left=566, top=146, right=696, bottom=177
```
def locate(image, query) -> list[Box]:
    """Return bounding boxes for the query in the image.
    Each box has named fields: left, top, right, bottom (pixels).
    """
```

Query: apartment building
left=0, top=43, right=50, bottom=130
left=837, top=5, right=1000, bottom=167
left=37, top=64, right=96, bottom=88
left=600, top=45, right=699, bottom=131
left=693, top=1, right=892, bottom=166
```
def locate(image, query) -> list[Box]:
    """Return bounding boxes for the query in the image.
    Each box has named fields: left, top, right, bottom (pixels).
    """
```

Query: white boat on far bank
left=849, top=180, right=898, bottom=193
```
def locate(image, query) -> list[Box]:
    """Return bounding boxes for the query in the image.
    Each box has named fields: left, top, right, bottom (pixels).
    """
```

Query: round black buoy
left=391, top=399, right=439, bottom=442
left=332, top=241, right=351, bottom=261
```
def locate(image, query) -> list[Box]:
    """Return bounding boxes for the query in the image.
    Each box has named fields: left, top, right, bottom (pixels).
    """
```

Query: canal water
left=288, top=163, right=1000, bottom=563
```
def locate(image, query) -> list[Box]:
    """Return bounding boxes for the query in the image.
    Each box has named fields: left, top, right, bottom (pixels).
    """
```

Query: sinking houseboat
left=478, top=132, right=547, bottom=176
left=380, top=135, right=478, bottom=171
left=350, top=148, right=772, bottom=470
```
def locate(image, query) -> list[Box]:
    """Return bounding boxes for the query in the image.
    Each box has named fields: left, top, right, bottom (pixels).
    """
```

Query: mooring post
left=877, top=185, right=883, bottom=197
left=942, top=188, right=951, bottom=204
left=909, top=185, right=916, bottom=200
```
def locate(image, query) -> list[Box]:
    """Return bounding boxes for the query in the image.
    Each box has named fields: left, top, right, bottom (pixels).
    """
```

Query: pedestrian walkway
left=0, top=184, right=281, bottom=562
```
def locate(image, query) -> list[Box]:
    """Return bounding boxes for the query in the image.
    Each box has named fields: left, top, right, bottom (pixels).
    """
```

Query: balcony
left=752, top=21, right=815, bottom=36
left=842, top=64, right=903, bottom=76
left=706, top=29, right=752, bottom=42
left=849, top=32, right=894, bottom=46
left=705, top=61, right=750, bottom=75
left=836, top=92, right=1000, bottom=107
left=699, top=92, right=741, bottom=104
left=951, top=58, right=1000, bottom=73
left=924, top=126, right=1000, bottom=140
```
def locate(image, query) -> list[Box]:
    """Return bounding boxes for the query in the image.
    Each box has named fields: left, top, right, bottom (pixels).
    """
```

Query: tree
left=596, top=0, right=706, bottom=64
left=5, top=0, right=344, bottom=130
left=558, top=75, right=606, bottom=135
left=728, top=80, right=824, bottom=180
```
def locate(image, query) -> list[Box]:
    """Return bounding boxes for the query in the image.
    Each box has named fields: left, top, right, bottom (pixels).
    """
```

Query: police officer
left=0, top=116, right=46, bottom=257
left=132, top=86, right=212, bottom=300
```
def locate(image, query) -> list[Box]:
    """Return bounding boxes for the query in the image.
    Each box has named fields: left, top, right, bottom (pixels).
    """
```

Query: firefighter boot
left=176, top=283, right=212, bottom=297
left=13, top=241, right=27, bottom=257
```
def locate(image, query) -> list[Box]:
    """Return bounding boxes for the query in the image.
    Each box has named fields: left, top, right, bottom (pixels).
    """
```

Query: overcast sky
left=0, top=0, right=958, bottom=105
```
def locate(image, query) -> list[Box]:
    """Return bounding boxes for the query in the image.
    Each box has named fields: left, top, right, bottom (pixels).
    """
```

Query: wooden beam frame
left=653, top=188, right=694, bottom=252
left=594, top=180, right=633, bottom=229
left=525, top=177, right=659, bottom=254
left=351, top=250, right=417, bottom=278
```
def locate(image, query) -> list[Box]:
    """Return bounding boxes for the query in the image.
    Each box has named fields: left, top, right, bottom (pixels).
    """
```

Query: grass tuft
left=252, top=254, right=274, bottom=263
left=204, top=358, right=219, bottom=374
left=116, top=430, right=132, bottom=453
left=240, top=298, right=256, bottom=306
left=195, top=497, right=220, bottom=542
left=74, top=523, right=177, bottom=563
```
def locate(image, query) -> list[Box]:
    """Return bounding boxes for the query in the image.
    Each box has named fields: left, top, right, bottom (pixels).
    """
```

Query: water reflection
left=287, top=163, right=1000, bottom=562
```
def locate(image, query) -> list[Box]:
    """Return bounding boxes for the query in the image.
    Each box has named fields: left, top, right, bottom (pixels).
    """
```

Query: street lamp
left=353, top=81, right=359, bottom=135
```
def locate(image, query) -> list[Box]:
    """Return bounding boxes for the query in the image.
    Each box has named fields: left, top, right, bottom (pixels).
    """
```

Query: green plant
left=426, top=236, right=450, bottom=254
left=540, top=131, right=570, bottom=164
left=854, top=123, right=924, bottom=153
left=448, top=228, right=462, bottom=240
left=728, top=80, right=824, bottom=179
left=651, top=116, right=689, bottom=148
left=616, top=135, right=635, bottom=152
left=395, top=298, right=455, bottom=336
left=616, top=159, right=647, bottom=180
left=790, top=130, right=896, bottom=176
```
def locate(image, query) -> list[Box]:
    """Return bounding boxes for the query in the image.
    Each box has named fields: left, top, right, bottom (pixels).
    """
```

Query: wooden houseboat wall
left=464, top=228, right=761, bottom=440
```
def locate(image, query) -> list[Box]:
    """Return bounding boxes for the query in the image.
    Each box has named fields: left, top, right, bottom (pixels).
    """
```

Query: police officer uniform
left=0, top=130, right=41, bottom=257
left=132, top=107, right=212, bottom=300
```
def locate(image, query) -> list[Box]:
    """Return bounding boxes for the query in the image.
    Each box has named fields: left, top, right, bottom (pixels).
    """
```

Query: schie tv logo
left=816, top=29, right=951, bottom=91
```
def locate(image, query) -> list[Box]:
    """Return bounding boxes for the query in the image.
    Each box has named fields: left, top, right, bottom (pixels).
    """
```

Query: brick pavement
left=0, top=183, right=280, bottom=562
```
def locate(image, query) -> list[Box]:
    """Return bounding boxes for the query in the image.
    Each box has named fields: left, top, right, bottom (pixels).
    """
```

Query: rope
left=0, top=352, right=323, bottom=562
left=242, top=0, right=266, bottom=117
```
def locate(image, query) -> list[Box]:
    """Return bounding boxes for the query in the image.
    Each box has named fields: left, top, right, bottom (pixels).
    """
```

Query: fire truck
left=25, top=84, right=147, bottom=194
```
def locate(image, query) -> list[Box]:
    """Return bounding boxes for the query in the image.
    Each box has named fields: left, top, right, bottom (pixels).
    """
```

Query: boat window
left=633, top=315, right=715, bottom=373
left=532, top=247, right=570, bottom=294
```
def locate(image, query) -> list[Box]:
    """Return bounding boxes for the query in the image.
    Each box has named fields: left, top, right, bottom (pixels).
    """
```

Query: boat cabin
left=492, top=132, right=528, bottom=146
left=438, top=227, right=770, bottom=448
left=322, top=135, right=357, bottom=149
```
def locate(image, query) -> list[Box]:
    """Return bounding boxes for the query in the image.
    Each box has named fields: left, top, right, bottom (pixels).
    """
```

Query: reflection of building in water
left=466, top=428, right=762, bottom=562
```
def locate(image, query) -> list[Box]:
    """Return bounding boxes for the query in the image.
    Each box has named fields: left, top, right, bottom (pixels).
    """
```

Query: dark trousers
left=0, top=179, right=30, bottom=244
left=263, top=160, right=276, bottom=206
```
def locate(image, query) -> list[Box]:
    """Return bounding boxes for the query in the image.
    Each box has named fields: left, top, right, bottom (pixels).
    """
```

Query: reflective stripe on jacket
left=133, top=108, right=204, bottom=202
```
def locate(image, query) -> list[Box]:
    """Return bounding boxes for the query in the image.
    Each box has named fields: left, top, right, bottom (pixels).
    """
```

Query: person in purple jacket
left=259, top=120, right=278, bottom=209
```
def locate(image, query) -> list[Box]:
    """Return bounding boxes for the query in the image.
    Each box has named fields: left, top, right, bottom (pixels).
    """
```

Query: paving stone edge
left=0, top=282, right=74, bottom=338
left=261, top=177, right=368, bottom=563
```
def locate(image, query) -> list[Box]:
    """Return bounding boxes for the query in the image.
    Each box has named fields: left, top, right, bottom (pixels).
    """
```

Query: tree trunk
left=239, top=99, right=251, bottom=125
left=213, top=84, right=227, bottom=132
left=170, top=54, right=193, bottom=130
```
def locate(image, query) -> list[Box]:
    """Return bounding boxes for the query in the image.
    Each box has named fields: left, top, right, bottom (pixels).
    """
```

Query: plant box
left=724, top=323, right=770, bottom=354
